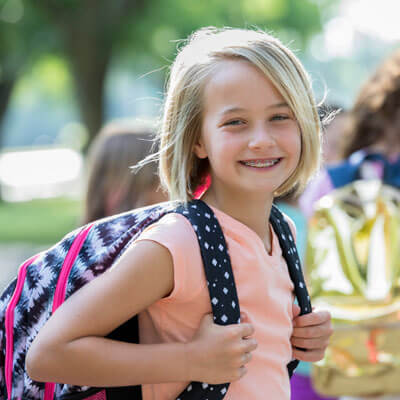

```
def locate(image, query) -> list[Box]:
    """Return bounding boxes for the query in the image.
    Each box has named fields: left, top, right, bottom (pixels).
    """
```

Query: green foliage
left=0, top=0, right=57, bottom=78
left=0, top=0, right=330, bottom=149
left=14, top=55, right=73, bottom=101
left=0, top=197, right=81, bottom=244
left=119, top=0, right=323, bottom=63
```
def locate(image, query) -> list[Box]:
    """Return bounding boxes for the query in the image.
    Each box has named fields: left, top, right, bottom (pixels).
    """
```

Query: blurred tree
left=33, top=0, right=148, bottom=151
left=119, top=0, right=323, bottom=64
left=1, top=0, right=327, bottom=151
left=35, top=0, right=325, bottom=150
left=0, top=0, right=54, bottom=148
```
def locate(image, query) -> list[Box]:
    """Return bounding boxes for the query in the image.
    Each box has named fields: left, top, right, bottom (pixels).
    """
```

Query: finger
left=292, top=303, right=301, bottom=319
left=235, top=366, right=247, bottom=380
left=242, top=337, right=258, bottom=352
left=240, top=311, right=250, bottom=323
left=291, top=336, right=330, bottom=350
left=293, top=310, right=331, bottom=328
left=241, top=352, right=252, bottom=365
left=292, top=347, right=325, bottom=363
left=237, top=323, right=255, bottom=338
left=292, top=323, right=333, bottom=339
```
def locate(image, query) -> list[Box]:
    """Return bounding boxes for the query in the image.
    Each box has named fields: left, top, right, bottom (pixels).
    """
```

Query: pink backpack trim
left=44, top=224, right=93, bottom=400
left=85, top=390, right=107, bottom=400
left=5, top=255, right=40, bottom=399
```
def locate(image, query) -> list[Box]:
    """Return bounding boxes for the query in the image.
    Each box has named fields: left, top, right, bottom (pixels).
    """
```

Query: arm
left=26, top=240, right=257, bottom=386
left=26, top=240, right=182, bottom=386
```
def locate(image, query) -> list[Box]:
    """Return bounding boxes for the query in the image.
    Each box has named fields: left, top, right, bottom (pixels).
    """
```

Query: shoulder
left=134, top=212, right=204, bottom=302
left=138, top=212, right=198, bottom=246
left=270, top=205, right=298, bottom=242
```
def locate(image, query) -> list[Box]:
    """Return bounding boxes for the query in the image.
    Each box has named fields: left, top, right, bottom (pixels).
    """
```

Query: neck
left=201, top=186, right=274, bottom=252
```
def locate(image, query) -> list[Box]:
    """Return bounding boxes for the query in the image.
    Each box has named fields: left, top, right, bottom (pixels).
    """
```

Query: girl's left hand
left=290, top=304, right=333, bottom=362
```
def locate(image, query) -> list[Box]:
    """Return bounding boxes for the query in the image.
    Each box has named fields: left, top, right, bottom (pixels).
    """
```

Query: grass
left=0, top=197, right=82, bottom=244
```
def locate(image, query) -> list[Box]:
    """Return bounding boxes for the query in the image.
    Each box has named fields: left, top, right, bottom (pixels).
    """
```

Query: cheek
left=205, top=134, right=236, bottom=160
left=284, top=129, right=302, bottom=160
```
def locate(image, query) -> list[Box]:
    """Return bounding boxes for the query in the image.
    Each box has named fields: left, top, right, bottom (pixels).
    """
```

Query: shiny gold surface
left=308, top=180, right=400, bottom=397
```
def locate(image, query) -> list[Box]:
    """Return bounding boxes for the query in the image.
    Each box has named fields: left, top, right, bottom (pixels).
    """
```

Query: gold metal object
left=307, top=180, right=400, bottom=397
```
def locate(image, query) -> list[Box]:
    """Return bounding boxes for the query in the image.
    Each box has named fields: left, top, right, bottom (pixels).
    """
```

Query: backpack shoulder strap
left=269, top=204, right=312, bottom=376
left=174, top=199, right=240, bottom=400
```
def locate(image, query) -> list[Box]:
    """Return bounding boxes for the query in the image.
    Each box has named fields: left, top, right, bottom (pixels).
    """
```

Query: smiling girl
left=26, top=27, right=332, bottom=400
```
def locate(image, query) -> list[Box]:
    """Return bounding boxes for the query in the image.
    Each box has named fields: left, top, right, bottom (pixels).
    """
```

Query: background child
left=83, top=119, right=167, bottom=224
left=26, top=27, right=332, bottom=400
left=300, top=49, right=400, bottom=218
left=299, top=49, right=400, bottom=400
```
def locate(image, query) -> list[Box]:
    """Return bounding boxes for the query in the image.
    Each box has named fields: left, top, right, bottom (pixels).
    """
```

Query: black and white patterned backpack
left=0, top=199, right=311, bottom=400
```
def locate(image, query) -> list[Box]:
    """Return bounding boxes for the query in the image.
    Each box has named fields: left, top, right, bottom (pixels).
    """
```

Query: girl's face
left=195, top=59, right=301, bottom=201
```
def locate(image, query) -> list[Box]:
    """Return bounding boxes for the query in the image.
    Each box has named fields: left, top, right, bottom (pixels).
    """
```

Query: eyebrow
left=218, top=102, right=289, bottom=117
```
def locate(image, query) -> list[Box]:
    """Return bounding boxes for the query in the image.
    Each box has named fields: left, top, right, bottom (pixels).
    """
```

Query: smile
left=239, top=158, right=281, bottom=168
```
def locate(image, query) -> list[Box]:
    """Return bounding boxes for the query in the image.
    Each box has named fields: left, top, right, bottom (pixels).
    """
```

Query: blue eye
left=271, top=114, right=289, bottom=121
left=225, top=119, right=244, bottom=126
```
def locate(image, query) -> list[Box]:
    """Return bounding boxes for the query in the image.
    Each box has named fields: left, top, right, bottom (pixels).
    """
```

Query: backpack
left=307, top=152, right=400, bottom=397
left=0, top=199, right=311, bottom=400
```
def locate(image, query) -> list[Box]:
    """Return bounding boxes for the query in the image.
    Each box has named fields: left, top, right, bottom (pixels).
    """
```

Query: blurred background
left=1, top=0, right=399, bottom=290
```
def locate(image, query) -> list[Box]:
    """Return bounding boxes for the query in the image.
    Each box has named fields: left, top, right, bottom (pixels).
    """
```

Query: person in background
left=300, top=50, right=400, bottom=219
left=83, top=119, right=167, bottom=224
left=299, top=49, right=400, bottom=400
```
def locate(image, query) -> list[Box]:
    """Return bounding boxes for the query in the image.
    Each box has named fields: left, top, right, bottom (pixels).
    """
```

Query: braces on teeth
left=244, top=159, right=279, bottom=167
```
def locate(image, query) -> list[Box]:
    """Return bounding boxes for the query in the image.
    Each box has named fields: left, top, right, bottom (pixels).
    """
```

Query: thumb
left=240, top=311, right=251, bottom=323
left=292, top=303, right=301, bottom=320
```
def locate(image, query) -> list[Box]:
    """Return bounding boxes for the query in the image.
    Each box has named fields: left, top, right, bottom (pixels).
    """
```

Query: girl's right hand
left=186, top=313, right=257, bottom=384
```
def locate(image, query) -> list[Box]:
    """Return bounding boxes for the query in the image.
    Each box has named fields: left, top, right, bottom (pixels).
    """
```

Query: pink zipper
left=44, top=224, right=93, bottom=400
left=5, top=254, right=40, bottom=399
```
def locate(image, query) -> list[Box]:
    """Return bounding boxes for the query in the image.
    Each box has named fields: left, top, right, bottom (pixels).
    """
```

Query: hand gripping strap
left=174, top=200, right=240, bottom=400
left=270, top=205, right=312, bottom=376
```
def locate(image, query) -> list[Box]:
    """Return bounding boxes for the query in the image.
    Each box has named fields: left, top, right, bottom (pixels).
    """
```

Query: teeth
left=243, top=159, right=279, bottom=168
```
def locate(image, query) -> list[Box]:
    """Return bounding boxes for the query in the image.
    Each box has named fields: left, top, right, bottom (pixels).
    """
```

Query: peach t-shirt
left=136, top=206, right=295, bottom=400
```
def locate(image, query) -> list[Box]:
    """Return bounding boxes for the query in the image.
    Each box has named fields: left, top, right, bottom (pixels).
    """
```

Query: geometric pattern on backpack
left=0, top=199, right=311, bottom=400
left=0, top=202, right=175, bottom=400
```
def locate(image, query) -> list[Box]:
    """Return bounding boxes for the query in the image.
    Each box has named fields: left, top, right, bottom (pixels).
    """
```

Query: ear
left=194, top=137, right=208, bottom=159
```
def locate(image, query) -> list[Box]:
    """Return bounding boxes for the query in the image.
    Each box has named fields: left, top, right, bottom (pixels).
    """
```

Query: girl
left=83, top=119, right=167, bottom=223
left=26, top=27, right=332, bottom=399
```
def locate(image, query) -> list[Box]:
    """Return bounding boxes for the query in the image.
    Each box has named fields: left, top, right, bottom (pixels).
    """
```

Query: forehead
left=202, top=59, right=285, bottom=115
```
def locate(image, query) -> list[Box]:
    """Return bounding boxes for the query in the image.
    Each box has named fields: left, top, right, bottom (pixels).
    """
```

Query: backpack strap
left=269, top=204, right=312, bottom=377
left=173, top=199, right=240, bottom=400
left=100, top=201, right=307, bottom=399
left=97, top=200, right=235, bottom=400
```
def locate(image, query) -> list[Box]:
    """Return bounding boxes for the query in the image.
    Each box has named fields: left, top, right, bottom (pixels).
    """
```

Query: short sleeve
left=134, top=213, right=205, bottom=303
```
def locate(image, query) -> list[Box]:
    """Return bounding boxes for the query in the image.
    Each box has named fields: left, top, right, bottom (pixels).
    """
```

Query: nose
left=248, top=125, right=275, bottom=150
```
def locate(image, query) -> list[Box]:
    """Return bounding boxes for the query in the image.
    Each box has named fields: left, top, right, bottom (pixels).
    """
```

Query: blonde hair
left=84, top=120, right=160, bottom=223
left=154, top=27, right=321, bottom=201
